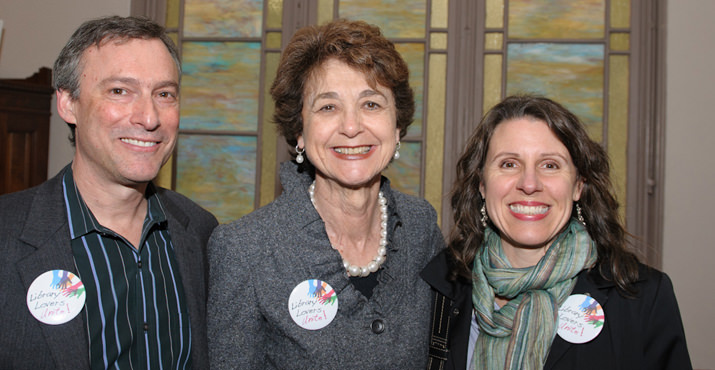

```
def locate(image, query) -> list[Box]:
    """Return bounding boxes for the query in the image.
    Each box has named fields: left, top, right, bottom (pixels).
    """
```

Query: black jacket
left=420, top=250, right=692, bottom=370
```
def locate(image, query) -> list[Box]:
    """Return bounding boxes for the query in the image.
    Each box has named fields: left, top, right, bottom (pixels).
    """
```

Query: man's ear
left=56, top=89, right=77, bottom=125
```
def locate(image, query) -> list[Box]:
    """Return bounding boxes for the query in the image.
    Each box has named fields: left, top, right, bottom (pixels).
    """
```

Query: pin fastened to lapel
left=288, top=279, right=339, bottom=330
left=26, top=270, right=85, bottom=325
left=557, top=294, right=605, bottom=344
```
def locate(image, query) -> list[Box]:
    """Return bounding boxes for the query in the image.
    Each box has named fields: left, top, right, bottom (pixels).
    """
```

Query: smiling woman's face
left=298, top=58, right=400, bottom=188
left=480, top=117, right=584, bottom=257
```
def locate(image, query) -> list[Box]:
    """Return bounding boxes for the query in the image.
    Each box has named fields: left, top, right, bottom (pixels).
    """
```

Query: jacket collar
left=420, top=250, right=472, bottom=302
left=278, top=161, right=409, bottom=315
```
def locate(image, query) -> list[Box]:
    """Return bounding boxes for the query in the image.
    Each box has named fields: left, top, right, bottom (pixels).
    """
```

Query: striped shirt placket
left=155, top=195, right=187, bottom=368
left=159, top=231, right=187, bottom=367
left=80, top=237, right=110, bottom=369
left=99, top=237, right=123, bottom=365
left=62, top=168, right=192, bottom=370
left=147, top=244, right=164, bottom=370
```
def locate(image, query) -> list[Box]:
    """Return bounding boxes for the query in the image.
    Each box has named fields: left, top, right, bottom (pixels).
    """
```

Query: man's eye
left=110, top=88, right=125, bottom=95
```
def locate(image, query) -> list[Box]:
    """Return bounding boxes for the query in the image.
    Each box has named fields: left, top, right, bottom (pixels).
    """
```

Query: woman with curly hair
left=421, top=95, right=691, bottom=369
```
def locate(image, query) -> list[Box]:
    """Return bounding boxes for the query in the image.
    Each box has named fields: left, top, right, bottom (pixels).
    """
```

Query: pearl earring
left=295, top=145, right=305, bottom=164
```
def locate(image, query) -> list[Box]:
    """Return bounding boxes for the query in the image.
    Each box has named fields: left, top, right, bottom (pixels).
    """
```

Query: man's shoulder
left=0, top=187, right=35, bottom=227
left=0, top=186, right=36, bottom=206
left=0, top=177, right=61, bottom=218
left=0, top=176, right=68, bottom=246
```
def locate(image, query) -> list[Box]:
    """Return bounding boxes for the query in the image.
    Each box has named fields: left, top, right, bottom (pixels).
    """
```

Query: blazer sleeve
left=642, top=271, right=692, bottom=370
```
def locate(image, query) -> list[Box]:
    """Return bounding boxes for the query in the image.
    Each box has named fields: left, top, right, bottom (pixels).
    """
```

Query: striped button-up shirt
left=62, top=168, right=193, bottom=369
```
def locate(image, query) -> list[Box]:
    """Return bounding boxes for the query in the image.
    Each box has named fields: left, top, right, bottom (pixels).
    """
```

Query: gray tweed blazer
left=207, top=161, right=445, bottom=369
left=0, top=165, right=217, bottom=369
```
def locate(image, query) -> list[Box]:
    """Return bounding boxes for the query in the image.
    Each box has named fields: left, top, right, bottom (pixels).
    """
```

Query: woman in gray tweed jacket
left=207, top=19, right=444, bottom=369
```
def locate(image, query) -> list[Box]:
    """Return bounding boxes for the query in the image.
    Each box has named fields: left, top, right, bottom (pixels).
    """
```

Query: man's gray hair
left=53, top=16, right=180, bottom=145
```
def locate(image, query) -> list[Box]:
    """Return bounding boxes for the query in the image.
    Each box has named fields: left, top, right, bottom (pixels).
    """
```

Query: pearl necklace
left=309, top=181, right=388, bottom=277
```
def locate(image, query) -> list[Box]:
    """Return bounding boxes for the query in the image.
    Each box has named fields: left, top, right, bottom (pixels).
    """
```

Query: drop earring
left=295, top=145, right=305, bottom=164
left=480, top=203, right=488, bottom=228
left=576, top=202, right=586, bottom=226
left=393, top=141, right=401, bottom=160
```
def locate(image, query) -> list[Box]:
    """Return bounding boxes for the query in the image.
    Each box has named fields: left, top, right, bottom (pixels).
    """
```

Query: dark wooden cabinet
left=0, top=67, right=53, bottom=195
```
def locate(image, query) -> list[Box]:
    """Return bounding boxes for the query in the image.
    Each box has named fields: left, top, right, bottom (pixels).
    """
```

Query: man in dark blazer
left=0, top=16, right=217, bottom=369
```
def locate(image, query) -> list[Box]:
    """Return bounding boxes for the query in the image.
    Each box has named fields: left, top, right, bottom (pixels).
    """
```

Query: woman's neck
left=311, top=177, right=383, bottom=265
left=500, top=238, right=551, bottom=268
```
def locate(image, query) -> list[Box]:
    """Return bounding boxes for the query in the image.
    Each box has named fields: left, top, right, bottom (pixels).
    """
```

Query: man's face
left=57, top=38, right=179, bottom=187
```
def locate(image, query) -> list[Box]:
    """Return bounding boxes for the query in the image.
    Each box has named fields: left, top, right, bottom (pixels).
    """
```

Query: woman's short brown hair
left=270, top=19, right=414, bottom=149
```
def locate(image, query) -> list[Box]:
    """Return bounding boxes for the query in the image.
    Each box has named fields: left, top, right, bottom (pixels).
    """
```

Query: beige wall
left=0, top=0, right=712, bottom=367
left=0, top=0, right=129, bottom=176
left=664, top=0, right=715, bottom=369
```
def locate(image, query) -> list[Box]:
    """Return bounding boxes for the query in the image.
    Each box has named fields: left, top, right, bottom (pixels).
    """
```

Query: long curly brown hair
left=449, top=95, right=640, bottom=294
left=269, top=19, right=414, bottom=152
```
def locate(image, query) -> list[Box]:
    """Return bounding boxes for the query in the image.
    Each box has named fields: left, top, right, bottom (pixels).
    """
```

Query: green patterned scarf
left=470, top=220, right=597, bottom=370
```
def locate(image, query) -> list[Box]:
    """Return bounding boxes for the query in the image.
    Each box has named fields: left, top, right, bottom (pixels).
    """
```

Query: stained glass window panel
left=486, top=0, right=505, bottom=28
left=431, top=0, right=448, bottom=28
left=383, top=141, right=421, bottom=196
left=266, top=0, right=283, bottom=28
left=184, top=0, right=263, bottom=37
left=611, top=0, right=630, bottom=28
left=166, top=0, right=180, bottom=29
left=176, top=135, right=257, bottom=223
left=485, top=32, right=503, bottom=50
left=425, top=53, right=447, bottom=219
left=180, top=42, right=261, bottom=132
left=431, top=33, right=447, bottom=50
left=608, top=54, right=629, bottom=221
left=506, top=43, right=604, bottom=140
left=483, top=54, right=503, bottom=112
left=610, top=33, right=630, bottom=51
left=338, top=0, right=426, bottom=38
left=395, top=43, right=425, bottom=136
left=509, top=0, right=605, bottom=39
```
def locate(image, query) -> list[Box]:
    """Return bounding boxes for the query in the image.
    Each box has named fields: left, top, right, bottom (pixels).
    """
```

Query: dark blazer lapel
left=159, top=191, right=211, bottom=367
left=544, top=269, right=612, bottom=370
left=162, top=194, right=204, bottom=296
left=16, top=173, right=89, bottom=370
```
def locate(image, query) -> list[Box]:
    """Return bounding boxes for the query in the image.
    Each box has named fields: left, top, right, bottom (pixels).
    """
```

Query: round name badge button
left=557, top=294, right=605, bottom=344
left=288, top=279, right=338, bottom=330
left=26, top=270, right=86, bottom=325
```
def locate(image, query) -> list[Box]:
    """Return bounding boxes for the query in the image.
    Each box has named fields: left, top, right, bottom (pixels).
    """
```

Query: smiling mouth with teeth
left=509, top=204, right=549, bottom=215
left=333, top=146, right=371, bottom=155
left=121, top=138, right=158, bottom=147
